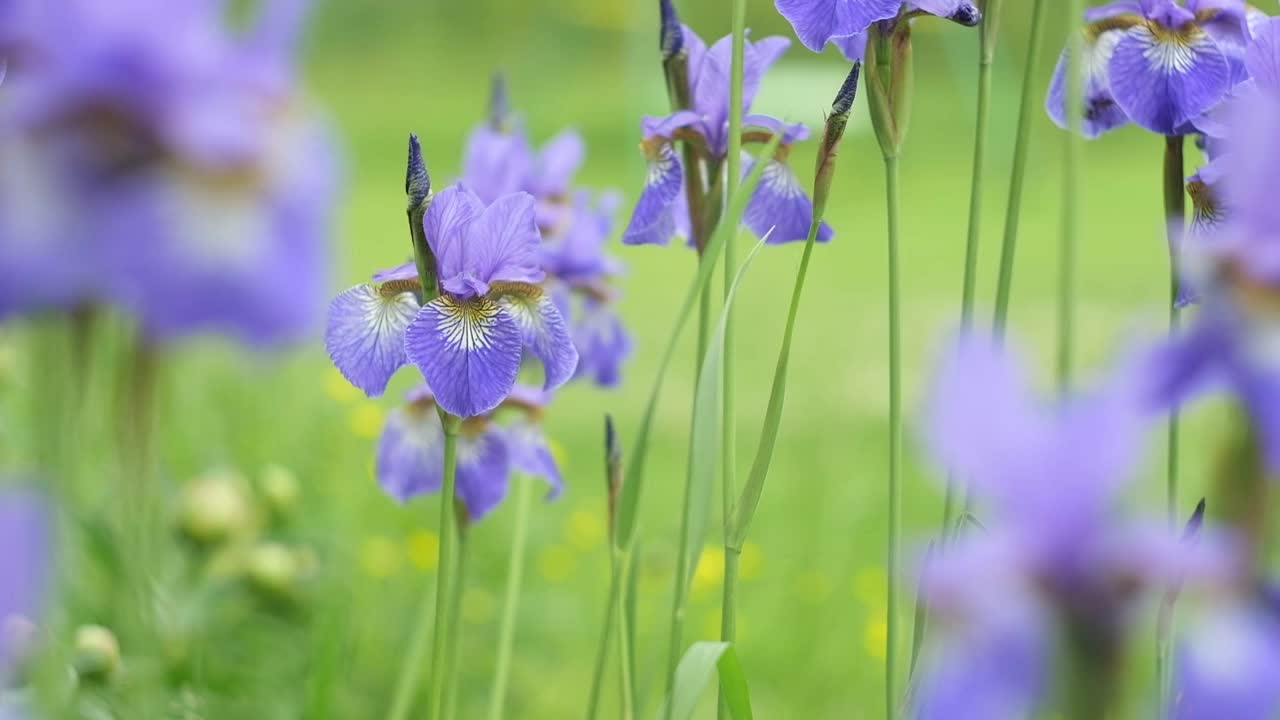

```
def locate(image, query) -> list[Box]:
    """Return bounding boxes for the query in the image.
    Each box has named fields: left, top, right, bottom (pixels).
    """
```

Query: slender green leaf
left=613, top=132, right=785, bottom=551
left=685, top=238, right=767, bottom=586
left=660, top=642, right=754, bottom=720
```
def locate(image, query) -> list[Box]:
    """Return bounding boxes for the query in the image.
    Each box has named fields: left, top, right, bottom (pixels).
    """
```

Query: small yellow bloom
left=462, top=587, right=497, bottom=625
left=406, top=530, right=439, bottom=571
left=564, top=509, right=604, bottom=551
left=324, top=367, right=362, bottom=404
left=853, top=566, right=888, bottom=605
left=349, top=402, right=384, bottom=439
left=359, top=536, right=402, bottom=579
left=739, top=542, right=764, bottom=581
left=863, top=617, right=888, bottom=660
left=537, top=544, right=577, bottom=583
left=691, top=546, right=725, bottom=596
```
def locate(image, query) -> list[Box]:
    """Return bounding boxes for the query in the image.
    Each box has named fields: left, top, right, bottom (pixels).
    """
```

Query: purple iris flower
left=914, top=334, right=1224, bottom=717
left=1147, top=32, right=1280, bottom=469
left=0, top=0, right=337, bottom=346
left=375, top=384, right=563, bottom=519
left=1047, top=0, right=1258, bottom=137
left=1171, top=603, right=1280, bottom=719
left=774, top=0, right=980, bottom=60
left=326, top=184, right=577, bottom=418
left=0, top=488, right=48, bottom=684
left=623, top=26, right=833, bottom=246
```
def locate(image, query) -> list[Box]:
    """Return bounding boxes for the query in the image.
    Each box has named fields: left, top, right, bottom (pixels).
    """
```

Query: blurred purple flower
left=1148, top=50, right=1280, bottom=469
left=375, top=384, right=563, bottom=518
left=1047, top=0, right=1258, bottom=137
left=623, top=25, right=831, bottom=246
left=913, top=333, right=1228, bottom=717
left=0, top=0, right=338, bottom=346
left=0, top=488, right=48, bottom=682
left=1171, top=603, right=1280, bottom=719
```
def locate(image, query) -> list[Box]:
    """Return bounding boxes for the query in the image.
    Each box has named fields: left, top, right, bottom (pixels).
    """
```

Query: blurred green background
left=10, top=1, right=1271, bottom=717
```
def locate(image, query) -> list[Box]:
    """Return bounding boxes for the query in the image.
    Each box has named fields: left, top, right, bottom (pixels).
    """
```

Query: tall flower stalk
left=717, top=4, right=748, bottom=716
left=487, top=477, right=534, bottom=720
left=1057, top=0, right=1083, bottom=391
left=1163, top=134, right=1186, bottom=527
left=864, top=18, right=911, bottom=720
left=942, top=0, right=1005, bottom=535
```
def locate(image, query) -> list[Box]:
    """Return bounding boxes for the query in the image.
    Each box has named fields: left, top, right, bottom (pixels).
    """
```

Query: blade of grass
left=659, top=642, right=754, bottom=720
left=613, top=131, right=784, bottom=553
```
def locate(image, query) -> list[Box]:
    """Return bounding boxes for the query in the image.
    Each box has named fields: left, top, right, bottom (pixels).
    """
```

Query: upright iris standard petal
left=376, top=404, right=445, bottom=502
left=325, top=283, right=420, bottom=397
left=1245, top=16, right=1280, bottom=93
left=497, top=287, right=580, bottom=392
left=1046, top=25, right=1134, bottom=138
left=462, top=193, right=546, bottom=291
left=507, top=419, right=564, bottom=499
left=1107, top=23, right=1232, bottom=134
left=455, top=426, right=512, bottom=520
left=530, top=129, right=585, bottom=198
left=463, top=124, right=532, bottom=205
left=743, top=154, right=834, bottom=244
left=774, top=0, right=899, bottom=53
left=425, top=184, right=493, bottom=297
left=405, top=295, right=524, bottom=418
left=623, top=141, right=685, bottom=246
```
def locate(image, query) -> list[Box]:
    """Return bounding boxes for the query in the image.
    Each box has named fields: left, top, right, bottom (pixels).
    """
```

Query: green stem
left=487, top=477, right=534, bottom=720
left=1058, top=0, right=1084, bottom=392
left=585, top=569, right=619, bottom=720
left=616, top=550, right=638, bottom=720
left=386, top=563, right=439, bottom=720
left=1158, top=133, right=1185, bottom=703
left=884, top=153, right=903, bottom=720
left=423, top=413, right=462, bottom=720
left=718, top=5, right=747, bottom=719
left=992, top=0, right=1049, bottom=336
left=443, top=526, right=471, bottom=720
left=943, top=0, right=1004, bottom=536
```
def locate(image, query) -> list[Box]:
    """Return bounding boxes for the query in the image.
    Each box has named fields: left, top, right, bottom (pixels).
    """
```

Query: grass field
left=1, top=1, right=1254, bottom=717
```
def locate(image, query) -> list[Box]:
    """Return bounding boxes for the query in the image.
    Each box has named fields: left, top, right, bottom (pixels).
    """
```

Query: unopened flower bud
left=176, top=470, right=253, bottom=546
left=405, top=133, right=430, bottom=213
left=946, top=2, right=982, bottom=27
left=72, top=625, right=120, bottom=683
left=813, top=62, right=862, bottom=222
left=1184, top=498, right=1206, bottom=541
left=489, top=73, right=511, bottom=132
left=259, top=464, right=300, bottom=518
left=659, top=0, right=683, bottom=62
left=246, top=542, right=301, bottom=597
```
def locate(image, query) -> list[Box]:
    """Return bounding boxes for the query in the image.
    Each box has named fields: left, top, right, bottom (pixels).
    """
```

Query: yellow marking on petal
left=360, top=536, right=402, bottom=579
left=853, top=566, right=888, bottom=605
left=462, top=587, right=497, bottom=625
left=349, top=402, right=384, bottom=439
left=691, top=546, right=725, bottom=597
left=324, top=367, right=362, bottom=404
left=863, top=617, right=888, bottom=660
left=435, top=296, right=502, bottom=352
left=564, top=509, right=604, bottom=552
left=537, top=544, right=577, bottom=583
left=739, top=542, right=764, bottom=581
left=406, top=530, right=439, bottom=571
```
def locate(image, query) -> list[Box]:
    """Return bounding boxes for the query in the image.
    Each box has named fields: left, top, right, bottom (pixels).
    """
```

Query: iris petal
left=743, top=159, right=833, bottom=244
left=404, top=295, right=523, bottom=418
left=508, top=420, right=564, bottom=499
left=456, top=426, right=512, bottom=520
left=1107, top=24, right=1231, bottom=135
left=623, top=142, right=684, bottom=246
left=497, top=286, right=580, bottom=392
left=325, top=284, right=420, bottom=397
left=1045, top=27, right=1132, bottom=138
left=375, top=405, right=444, bottom=503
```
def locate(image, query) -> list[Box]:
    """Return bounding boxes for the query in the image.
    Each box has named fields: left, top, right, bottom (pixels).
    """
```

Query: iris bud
left=176, top=470, right=254, bottom=546
left=72, top=625, right=121, bottom=683
left=405, top=133, right=430, bottom=213
left=259, top=464, right=300, bottom=519
left=246, top=542, right=302, bottom=597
